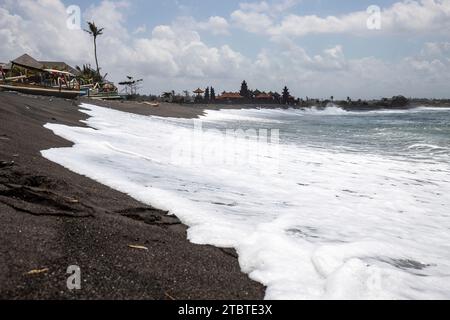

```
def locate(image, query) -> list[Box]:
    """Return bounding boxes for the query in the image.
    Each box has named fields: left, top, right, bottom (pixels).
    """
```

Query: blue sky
left=2, top=0, right=450, bottom=98
left=65, top=0, right=413, bottom=60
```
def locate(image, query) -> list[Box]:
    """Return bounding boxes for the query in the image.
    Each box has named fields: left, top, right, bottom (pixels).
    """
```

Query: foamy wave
left=201, top=105, right=450, bottom=123
left=407, top=144, right=450, bottom=153
left=201, top=109, right=283, bottom=123
left=42, top=104, right=450, bottom=300
left=201, top=105, right=349, bottom=123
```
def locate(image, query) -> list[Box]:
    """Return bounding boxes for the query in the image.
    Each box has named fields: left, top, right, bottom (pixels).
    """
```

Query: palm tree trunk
left=94, top=37, right=100, bottom=76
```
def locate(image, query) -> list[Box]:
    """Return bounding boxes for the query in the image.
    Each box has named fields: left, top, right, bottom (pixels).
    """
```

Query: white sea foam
left=201, top=105, right=450, bottom=122
left=42, top=104, right=450, bottom=299
left=202, top=106, right=350, bottom=121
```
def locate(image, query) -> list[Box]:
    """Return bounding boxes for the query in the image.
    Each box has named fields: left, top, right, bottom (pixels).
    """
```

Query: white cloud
left=247, top=40, right=450, bottom=98
left=0, top=0, right=91, bottom=64
left=234, top=0, right=450, bottom=38
left=133, top=25, right=147, bottom=35
left=238, top=0, right=300, bottom=15
left=0, top=0, right=244, bottom=92
left=238, top=1, right=271, bottom=13
left=84, top=0, right=130, bottom=40
left=231, top=10, right=273, bottom=33
left=230, top=0, right=301, bottom=33
left=421, top=41, right=450, bottom=57
left=197, top=16, right=230, bottom=35
left=127, top=25, right=247, bottom=79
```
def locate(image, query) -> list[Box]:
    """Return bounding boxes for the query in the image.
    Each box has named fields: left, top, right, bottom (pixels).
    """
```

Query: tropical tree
left=240, top=80, right=249, bottom=98
left=205, top=87, right=210, bottom=101
left=282, top=86, right=290, bottom=105
left=85, top=21, right=104, bottom=76
left=76, top=64, right=105, bottom=83
left=118, top=76, right=143, bottom=95
left=210, top=87, right=216, bottom=101
left=162, top=91, right=175, bottom=102
left=272, top=92, right=281, bottom=104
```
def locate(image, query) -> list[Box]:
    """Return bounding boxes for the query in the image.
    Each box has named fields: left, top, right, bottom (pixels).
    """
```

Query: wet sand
left=0, top=91, right=265, bottom=300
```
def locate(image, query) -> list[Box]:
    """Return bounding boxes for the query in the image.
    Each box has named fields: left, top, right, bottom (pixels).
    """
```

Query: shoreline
left=82, top=97, right=450, bottom=119
left=0, top=91, right=265, bottom=299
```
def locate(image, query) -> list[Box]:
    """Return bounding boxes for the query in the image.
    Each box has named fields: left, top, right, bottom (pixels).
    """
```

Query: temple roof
left=217, top=92, right=244, bottom=99
left=193, top=88, right=205, bottom=94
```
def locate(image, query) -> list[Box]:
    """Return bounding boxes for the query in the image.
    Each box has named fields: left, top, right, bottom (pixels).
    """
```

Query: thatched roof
left=12, top=54, right=44, bottom=71
left=39, top=61, right=80, bottom=76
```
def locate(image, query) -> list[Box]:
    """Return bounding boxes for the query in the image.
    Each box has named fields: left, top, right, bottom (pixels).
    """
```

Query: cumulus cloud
left=231, top=10, right=273, bottom=33
left=1, top=0, right=449, bottom=98
left=246, top=39, right=450, bottom=99
left=0, top=0, right=244, bottom=93
left=230, top=0, right=301, bottom=33
left=0, top=0, right=91, bottom=64
left=421, top=41, right=450, bottom=57
left=126, top=25, right=246, bottom=79
left=197, top=16, right=230, bottom=35
left=234, top=0, right=450, bottom=38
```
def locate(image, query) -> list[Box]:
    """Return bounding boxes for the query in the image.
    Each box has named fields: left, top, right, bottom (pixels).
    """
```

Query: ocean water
left=42, top=104, right=450, bottom=299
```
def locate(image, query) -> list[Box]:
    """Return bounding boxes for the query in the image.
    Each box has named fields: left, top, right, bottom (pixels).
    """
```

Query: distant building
left=216, top=92, right=244, bottom=101
left=7, top=54, right=78, bottom=76
left=193, top=88, right=205, bottom=96
left=255, top=93, right=274, bottom=103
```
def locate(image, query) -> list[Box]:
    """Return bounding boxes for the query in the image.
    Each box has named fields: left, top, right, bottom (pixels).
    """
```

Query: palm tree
left=76, top=64, right=102, bottom=83
left=85, top=21, right=104, bottom=76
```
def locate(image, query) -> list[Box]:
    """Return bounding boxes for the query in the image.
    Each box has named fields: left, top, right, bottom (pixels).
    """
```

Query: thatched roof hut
left=11, top=54, right=44, bottom=71
left=39, top=61, right=80, bottom=76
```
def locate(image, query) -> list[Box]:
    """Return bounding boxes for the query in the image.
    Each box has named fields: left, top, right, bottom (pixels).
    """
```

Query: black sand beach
left=0, top=91, right=265, bottom=300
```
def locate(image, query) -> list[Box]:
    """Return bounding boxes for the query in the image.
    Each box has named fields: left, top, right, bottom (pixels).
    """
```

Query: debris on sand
left=128, top=245, right=149, bottom=251
left=26, top=268, right=49, bottom=276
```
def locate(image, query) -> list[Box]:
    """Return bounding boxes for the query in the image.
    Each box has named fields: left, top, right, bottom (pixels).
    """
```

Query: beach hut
left=39, top=61, right=80, bottom=76
left=11, top=54, right=44, bottom=72
left=0, top=54, right=81, bottom=99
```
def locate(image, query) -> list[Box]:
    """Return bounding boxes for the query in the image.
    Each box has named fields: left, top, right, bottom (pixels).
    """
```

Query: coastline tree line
left=184, top=80, right=298, bottom=105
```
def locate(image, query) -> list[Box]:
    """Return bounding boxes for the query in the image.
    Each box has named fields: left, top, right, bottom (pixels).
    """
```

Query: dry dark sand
left=0, top=91, right=265, bottom=300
